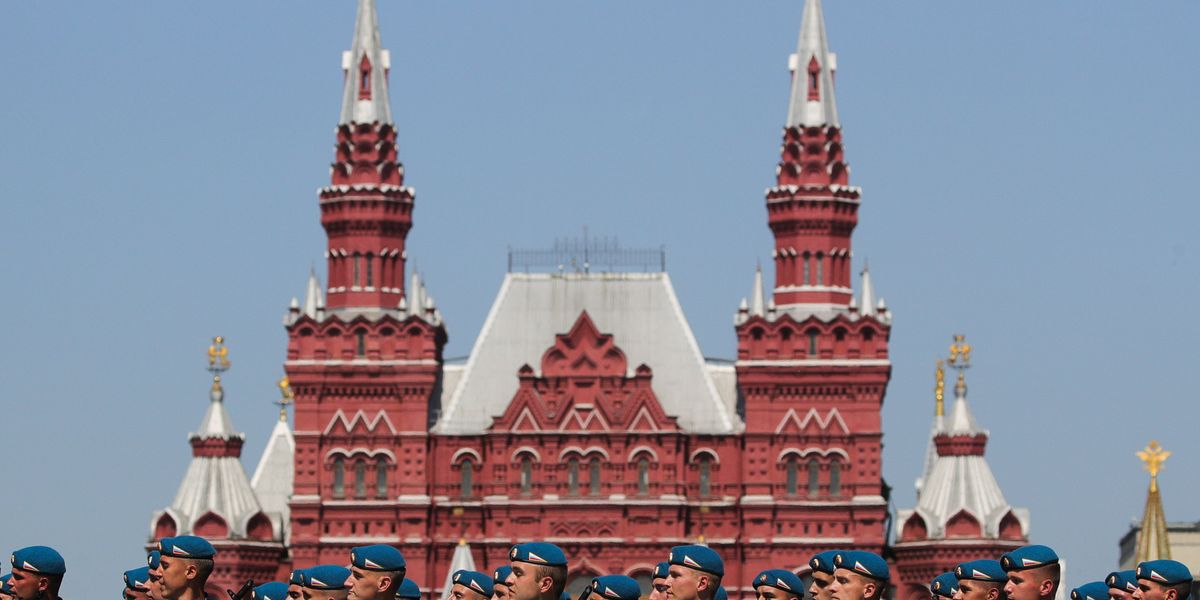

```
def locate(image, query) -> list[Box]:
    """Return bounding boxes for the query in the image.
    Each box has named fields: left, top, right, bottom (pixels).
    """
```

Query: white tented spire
left=859, top=263, right=876, bottom=317
left=303, top=267, right=324, bottom=318
left=251, top=418, right=295, bottom=544
left=786, top=0, right=840, bottom=128
left=339, top=0, right=393, bottom=125
left=750, top=264, right=766, bottom=316
left=440, top=540, right=477, bottom=600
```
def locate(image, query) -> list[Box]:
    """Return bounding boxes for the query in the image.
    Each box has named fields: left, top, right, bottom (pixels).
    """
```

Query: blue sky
left=1, top=1, right=1198, bottom=595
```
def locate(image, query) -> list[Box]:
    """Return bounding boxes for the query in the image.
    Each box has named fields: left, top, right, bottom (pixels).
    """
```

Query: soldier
left=125, top=566, right=154, bottom=600
left=1000, top=545, right=1060, bottom=600
left=753, top=569, right=805, bottom=600
left=493, top=567, right=513, bottom=600
left=397, top=578, right=421, bottom=600
left=665, top=545, right=723, bottom=600
left=146, top=551, right=164, bottom=600
left=505, top=543, right=568, bottom=600
left=808, top=551, right=840, bottom=600
left=450, top=570, right=495, bottom=600
left=254, top=583, right=290, bottom=600
left=828, top=551, right=888, bottom=600
left=0, top=574, right=13, bottom=600
left=1132, top=560, right=1193, bottom=600
left=157, top=536, right=217, bottom=600
left=1106, top=572, right=1138, bottom=600
left=581, top=576, right=641, bottom=600
left=649, top=563, right=670, bottom=600
left=1072, top=584, right=1111, bottom=600
left=304, top=566, right=353, bottom=600
left=953, top=560, right=1006, bottom=600
left=930, top=572, right=958, bottom=600
left=290, top=570, right=308, bottom=600
left=7, top=546, right=66, bottom=600
left=345, top=545, right=407, bottom=600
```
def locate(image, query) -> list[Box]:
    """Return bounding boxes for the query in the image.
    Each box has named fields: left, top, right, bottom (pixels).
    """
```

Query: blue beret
left=833, top=551, right=889, bottom=581
left=587, top=576, right=641, bottom=600
left=352, top=545, right=407, bottom=572
left=560, top=593, right=571, bottom=600
left=509, top=542, right=567, bottom=568
left=125, top=566, right=152, bottom=591
left=0, top=574, right=12, bottom=594
left=493, top=566, right=513, bottom=587
left=289, top=569, right=307, bottom=586
left=1137, top=560, right=1193, bottom=586
left=1107, top=571, right=1138, bottom=593
left=668, top=545, right=724, bottom=577
left=11, top=546, right=66, bottom=575
left=453, top=570, right=494, bottom=598
left=1071, top=583, right=1110, bottom=600
left=930, top=573, right=959, bottom=598
left=716, top=588, right=728, bottom=600
left=397, top=578, right=422, bottom=600
left=754, top=569, right=805, bottom=596
left=955, top=560, right=1006, bottom=583
left=303, top=565, right=351, bottom=590
left=653, top=562, right=670, bottom=580
left=1000, top=545, right=1058, bottom=572
left=253, top=582, right=290, bottom=600
left=158, top=536, right=216, bottom=560
left=809, top=551, right=840, bottom=575
left=147, top=551, right=161, bottom=570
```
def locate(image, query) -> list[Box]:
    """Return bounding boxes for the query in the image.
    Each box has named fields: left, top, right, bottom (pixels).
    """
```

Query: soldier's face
left=125, top=589, right=152, bottom=600
left=1004, top=571, right=1052, bottom=600
left=494, top=584, right=514, bottom=600
left=829, top=569, right=875, bottom=600
left=7, top=568, right=48, bottom=600
left=507, top=562, right=550, bottom=600
left=157, top=557, right=193, bottom=599
left=451, top=583, right=488, bottom=600
left=958, top=581, right=999, bottom=600
left=810, top=573, right=834, bottom=600
left=1133, top=581, right=1178, bottom=600
left=289, top=583, right=304, bottom=600
left=649, top=578, right=669, bottom=600
left=1110, top=589, right=1135, bottom=600
left=346, top=566, right=396, bottom=600
left=666, top=566, right=712, bottom=600
left=758, top=586, right=795, bottom=600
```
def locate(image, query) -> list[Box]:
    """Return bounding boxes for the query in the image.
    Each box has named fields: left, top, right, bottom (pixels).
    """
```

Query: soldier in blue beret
left=0, top=574, right=14, bottom=600
left=1133, top=560, right=1193, bottom=600
left=808, top=551, right=841, bottom=600
left=304, top=565, right=352, bottom=600
left=1000, top=545, right=1060, bottom=600
left=156, top=536, right=216, bottom=600
left=288, top=570, right=307, bottom=600
left=648, top=563, right=670, bottom=600
left=929, top=572, right=957, bottom=600
left=125, top=566, right=154, bottom=600
left=492, top=567, right=513, bottom=600
left=346, top=545, right=407, bottom=600
left=505, top=543, right=568, bottom=600
left=829, top=551, right=889, bottom=600
left=450, top=570, right=495, bottom=600
left=1072, top=583, right=1110, bottom=600
left=145, top=550, right=164, bottom=600
left=253, top=582, right=290, bottom=600
left=754, top=569, right=804, bottom=600
left=1106, top=571, right=1138, bottom=600
left=954, top=560, right=1006, bottom=600
left=665, top=545, right=723, bottom=600
left=580, top=576, right=641, bottom=600
left=9, top=546, right=66, bottom=600
left=396, top=578, right=421, bottom=600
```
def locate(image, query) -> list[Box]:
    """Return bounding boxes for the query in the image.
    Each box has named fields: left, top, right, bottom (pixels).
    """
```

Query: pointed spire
left=1135, top=441, right=1173, bottom=562
left=859, top=263, right=876, bottom=316
left=340, top=0, right=392, bottom=125
left=786, top=0, right=839, bottom=128
left=750, top=264, right=766, bottom=316
left=303, top=267, right=325, bottom=318
left=441, top=539, right=477, bottom=600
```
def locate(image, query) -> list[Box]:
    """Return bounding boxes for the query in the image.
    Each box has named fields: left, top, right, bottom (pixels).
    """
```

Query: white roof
left=339, top=0, right=393, bottom=125
left=435, top=272, right=739, bottom=434
left=786, top=0, right=840, bottom=128
left=440, top=541, right=477, bottom=600
left=250, top=418, right=295, bottom=543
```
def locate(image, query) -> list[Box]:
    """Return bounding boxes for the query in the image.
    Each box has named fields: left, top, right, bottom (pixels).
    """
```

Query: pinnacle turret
left=340, top=0, right=392, bottom=126
left=786, top=0, right=839, bottom=128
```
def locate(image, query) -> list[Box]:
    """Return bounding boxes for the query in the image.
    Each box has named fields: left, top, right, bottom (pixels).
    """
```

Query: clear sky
left=1, top=1, right=1198, bottom=596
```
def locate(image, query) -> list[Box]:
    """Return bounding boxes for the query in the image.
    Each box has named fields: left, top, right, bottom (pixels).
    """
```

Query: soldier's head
left=450, top=571, right=494, bottom=600
left=345, top=545, right=407, bottom=600
left=583, top=576, right=642, bottom=600
left=289, top=570, right=307, bottom=600
left=665, top=545, right=724, bottom=600
left=807, top=552, right=839, bottom=600
left=754, top=570, right=805, bottom=600
left=124, top=566, right=154, bottom=600
left=930, top=572, right=958, bottom=600
left=8, top=546, right=66, bottom=600
left=254, top=582, right=292, bottom=600
left=953, top=561, right=1006, bottom=600
left=649, top=563, right=671, bottom=600
left=0, top=574, right=15, bottom=600
left=1107, top=571, right=1139, bottom=600
left=1001, top=546, right=1060, bottom=600
left=492, top=567, right=514, bottom=600
left=146, top=551, right=163, bottom=600
left=828, top=552, right=888, bottom=600
left=1132, top=561, right=1193, bottom=600
left=506, top=543, right=568, bottom=600
left=156, top=537, right=216, bottom=600
left=304, top=565, right=352, bottom=600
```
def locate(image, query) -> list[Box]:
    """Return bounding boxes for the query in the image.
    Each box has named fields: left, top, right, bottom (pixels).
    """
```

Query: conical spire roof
left=859, top=263, right=876, bottom=317
left=251, top=418, right=295, bottom=543
left=441, top=540, right=477, bottom=600
left=750, top=264, right=766, bottom=316
left=786, top=0, right=840, bottom=128
left=1135, top=441, right=1173, bottom=562
left=303, top=267, right=325, bottom=318
left=339, top=0, right=393, bottom=125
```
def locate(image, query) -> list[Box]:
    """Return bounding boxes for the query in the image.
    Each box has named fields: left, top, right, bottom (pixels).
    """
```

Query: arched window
left=815, top=252, right=824, bottom=285
left=354, top=459, right=367, bottom=499
left=567, top=458, right=580, bottom=495
left=802, top=252, right=811, bottom=285
left=375, top=458, right=388, bottom=499
left=353, top=252, right=362, bottom=287
left=786, top=456, right=799, bottom=496
left=332, top=458, right=345, bottom=499
left=519, top=456, right=533, bottom=495
left=830, top=460, right=842, bottom=497
left=698, top=456, right=712, bottom=497
left=807, top=458, right=820, bottom=498
left=460, top=459, right=474, bottom=499
left=589, top=457, right=601, bottom=496
left=366, top=253, right=374, bottom=287
left=355, top=331, right=366, bottom=357
left=808, top=329, right=819, bottom=356
left=637, top=458, right=650, bottom=495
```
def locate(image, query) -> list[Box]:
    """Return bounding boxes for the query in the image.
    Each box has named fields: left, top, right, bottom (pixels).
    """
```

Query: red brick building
left=151, top=0, right=1029, bottom=597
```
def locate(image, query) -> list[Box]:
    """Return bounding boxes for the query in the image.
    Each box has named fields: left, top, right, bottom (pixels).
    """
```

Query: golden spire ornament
left=206, top=336, right=231, bottom=397
left=947, top=334, right=971, bottom=397
left=275, top=375, right=295, bottom=422
left=1135, top=440, right=1172, bottom=562
left=934, top=359, right=946, bottom=417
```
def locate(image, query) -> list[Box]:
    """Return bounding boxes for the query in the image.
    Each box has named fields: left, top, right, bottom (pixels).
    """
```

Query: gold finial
left=275, top=376, right=294, bottom=422
left=207, top=336, right=231, bottom=374
left=1138, top=441, right=1171, bottom=490
left=934, top=360, right=946, bottom=417
left=947, top=334, right=971, bottom=397
left=1135, top=440, right=1172, bottom=562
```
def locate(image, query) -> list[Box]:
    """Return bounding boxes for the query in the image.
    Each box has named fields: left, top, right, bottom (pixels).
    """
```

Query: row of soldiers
left=0, top=539, right=1191, bottom=600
